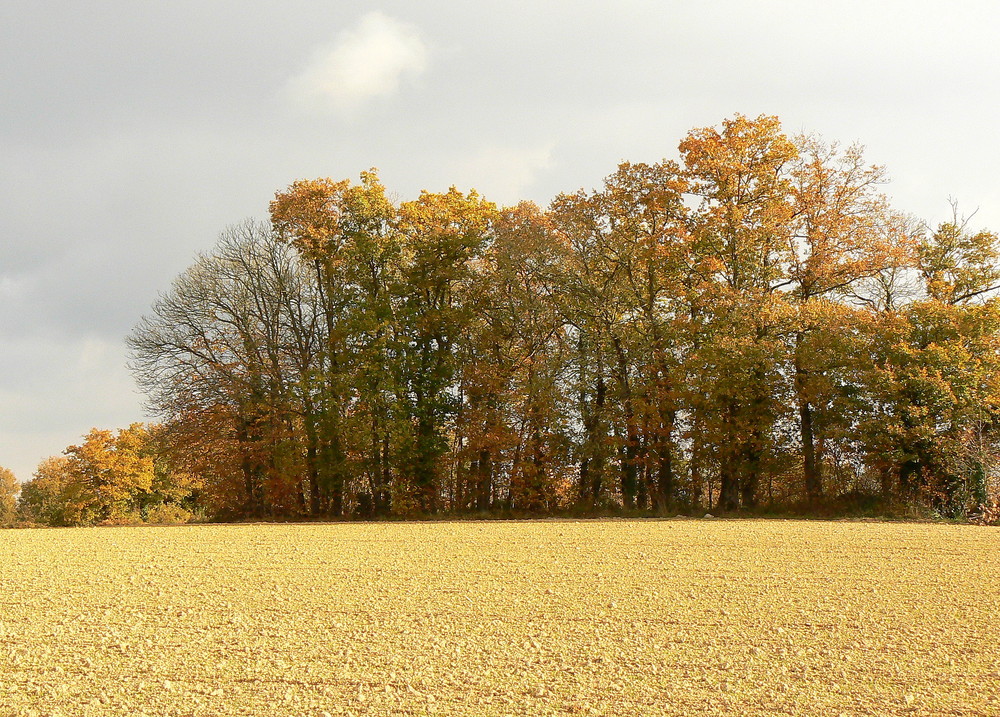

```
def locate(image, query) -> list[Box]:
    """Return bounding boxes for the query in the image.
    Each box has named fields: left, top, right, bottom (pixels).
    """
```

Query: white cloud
left=288, top=12, right=429, bottom=114
left=454, top=144, right=554, bottom=206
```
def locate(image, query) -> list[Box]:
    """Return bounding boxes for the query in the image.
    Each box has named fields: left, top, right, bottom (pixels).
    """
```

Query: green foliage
left=857, top=300, right=1000, bottom=516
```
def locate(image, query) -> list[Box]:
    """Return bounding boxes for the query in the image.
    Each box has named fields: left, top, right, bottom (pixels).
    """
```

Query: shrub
left=145, top=503, right=193, bottom=525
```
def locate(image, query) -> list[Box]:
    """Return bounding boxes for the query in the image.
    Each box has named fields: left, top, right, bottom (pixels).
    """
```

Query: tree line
left=6, top=114, right=1000, bottom=526
left=4, top=425, right=200, bottom=527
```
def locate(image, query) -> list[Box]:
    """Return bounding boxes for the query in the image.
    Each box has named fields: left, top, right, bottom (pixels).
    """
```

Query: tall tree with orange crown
left=679, top=114, right=798, bottom=511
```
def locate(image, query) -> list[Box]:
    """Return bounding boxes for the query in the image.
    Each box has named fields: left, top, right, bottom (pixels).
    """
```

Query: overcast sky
left=2, top=0, right=999, bottom=482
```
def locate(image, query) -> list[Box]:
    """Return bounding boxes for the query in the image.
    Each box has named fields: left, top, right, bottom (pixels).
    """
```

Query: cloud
left=288, top=12, right=429, bottom=113
left=454, top=144, right=554, bottom=206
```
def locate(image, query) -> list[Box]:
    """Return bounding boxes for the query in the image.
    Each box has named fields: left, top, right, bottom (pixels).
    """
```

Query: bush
left=145, top=503, right=193, bottom=525
left=971, top=498, right=1000, bottom=526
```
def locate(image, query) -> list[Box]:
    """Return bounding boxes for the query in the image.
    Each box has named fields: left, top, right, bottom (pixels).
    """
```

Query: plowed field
left=2, top=520, right=998, bottom=716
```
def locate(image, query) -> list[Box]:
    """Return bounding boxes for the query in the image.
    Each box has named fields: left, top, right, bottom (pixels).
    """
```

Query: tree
left=333, top=172, right=404, bottom=516
left=786, top=136, right=913, bottom=502
left=130, top=221, right=321, bottom=517
left=456, top=201, right=571, bottom=512
left=679, top=114, right=798, bottom=511
left=0, top=466, right=18, bottom=526
left=64, top=425, right=155, bottom=523
left=125, top=115, right=1000, bottom=520
left=16, top=457, right=80, bottom=526
left=859, top=300, right=1000, bottom=515
left=848, top=208, right=1000, bottom=513
left=270, top=173, right=396, bottom=516
left=919, top=203, right=1000, bottom=306
left=15, top=428, right=197, bottom=526
left=394, top=187, right=499, bottom=513
left=549, top=161, right=692, bottom=510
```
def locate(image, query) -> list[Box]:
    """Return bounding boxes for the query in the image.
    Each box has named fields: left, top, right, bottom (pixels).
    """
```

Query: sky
left=2, top=0, right=1000, bottom=483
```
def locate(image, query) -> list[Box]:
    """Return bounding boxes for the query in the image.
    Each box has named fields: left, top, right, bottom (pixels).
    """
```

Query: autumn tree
left=272, top=175, right=371, bottom=515
left=334, top=173, right=404, bottom=516
left=127, top=115, right=1000, bottom=520
left=16, top=457, right=79, bottom=526
left=393, top=188, right=499, bottom=513
left=130, top=221, right=321, bottom=516
left=851, top=209, right=1000, bottom=515
left=785, top=136, right=914, bottom=502
left=14, top=428, right=197, bottom=526
left=270, top=171, right=408, bottom=516
left=918, top=204, right=1000, bottom=305
left=64, top=424, right=155, bottom=522
left=679, top=114, right=798, bottom=511
left=857, top=301, right=1000, bottom=515
left=139, top=423, right=204, bottom=521
left=0, top=466, right=18, bottom=526
left=454, top=201, right=572, bottom=512
left=599, top=162, right=693, bottom=510
left=549, top=161, right=693, bottom=511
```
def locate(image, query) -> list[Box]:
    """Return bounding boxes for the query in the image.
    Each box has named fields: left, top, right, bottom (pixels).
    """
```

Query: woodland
left=6, top=114, right=1000, bottom=526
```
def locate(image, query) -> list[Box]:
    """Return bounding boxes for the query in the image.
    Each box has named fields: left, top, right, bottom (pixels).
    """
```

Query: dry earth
left=1, top=519, right=998, bottom=716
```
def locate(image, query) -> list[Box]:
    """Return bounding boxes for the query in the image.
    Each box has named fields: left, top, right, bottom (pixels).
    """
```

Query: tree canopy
left=11, top=114, right=1000, bottom=527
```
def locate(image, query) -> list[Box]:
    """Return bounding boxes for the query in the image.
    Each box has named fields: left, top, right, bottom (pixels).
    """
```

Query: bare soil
left=1, top=519, right=998, bottom=715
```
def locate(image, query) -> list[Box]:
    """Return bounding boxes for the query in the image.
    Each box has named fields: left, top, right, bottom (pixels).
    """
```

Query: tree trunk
left=879, top=461, right=894, bottom=499
left=655, top=408, right=676, bottom=511
left=689, top=426, right=704, bottom=511
left=718, top=459, right=740, bottom=512
left=408, top=402, right=440, bottom=514
left=325, top=419, right=346, bottom=517
left=578, top=374, right=607, bottom=506
left=637, top=458, right=649, bottom=511
left=800, top=399, right=821, bottom=502
left=378, top=432, right=392, bottom=516
left=235, top=416, right=264, bottom=516
left=899, top=457, right=921, bottom=497
left=740, top=365, right=769, bottom=509
left=717, top=403, right=740, bottom=512
left=794, top=334, right=823, bottom=503
left=304, top=406, right=321, bottom=516
left=591, top=375, right=606, bottom=503
left=612, top=338, right=638, bottom=510
left=476, top=448, right=492, bottom=511
left=740, top=441, right=761, bottom=509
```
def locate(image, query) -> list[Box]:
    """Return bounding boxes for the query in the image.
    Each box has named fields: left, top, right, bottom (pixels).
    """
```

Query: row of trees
left=5, top=425, right=200, bottom=527
left=10, top=114, right=999, bottom=527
